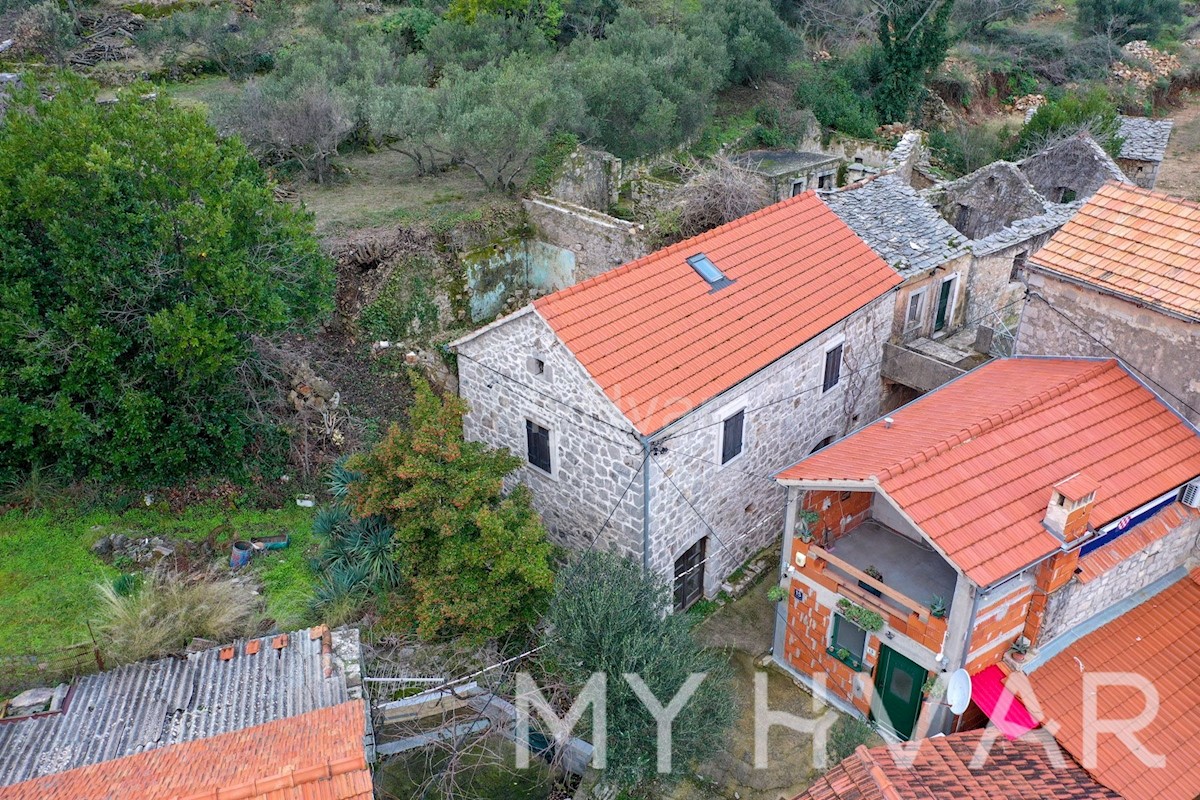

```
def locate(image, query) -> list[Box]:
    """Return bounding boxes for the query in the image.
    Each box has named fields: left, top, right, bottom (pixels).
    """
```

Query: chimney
left=1044, top=473, right=1099, bottom=544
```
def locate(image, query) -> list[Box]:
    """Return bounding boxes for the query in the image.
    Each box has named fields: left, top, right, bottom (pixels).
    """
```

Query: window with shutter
left=721, top=410, right=744, bottom=464
left=526, top=420, right=552, bottom=474
left=823, top=343, right=843, bottom=392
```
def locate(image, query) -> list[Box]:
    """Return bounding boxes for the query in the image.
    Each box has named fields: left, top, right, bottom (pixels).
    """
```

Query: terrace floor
left=826, top=520, right=958, bottom=612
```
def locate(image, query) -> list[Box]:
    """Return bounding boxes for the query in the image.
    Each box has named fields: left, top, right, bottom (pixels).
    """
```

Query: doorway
left=673, top=538, right=706, bottom=611
left=933, top=276, right=956, bottom=333
left=871, top=645, right=926, bottom=740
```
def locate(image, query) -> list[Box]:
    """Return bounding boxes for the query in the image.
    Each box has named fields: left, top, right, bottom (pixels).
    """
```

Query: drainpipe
left=640, top=435, right=653, bottom=574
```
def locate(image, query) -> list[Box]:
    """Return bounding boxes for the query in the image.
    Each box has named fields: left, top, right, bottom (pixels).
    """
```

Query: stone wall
left=550, top=147, right=621, bottom=211
left=1039, top=514, right=1200, bottom=644
left=456, top=290, right=896, bottom=594
left=643, top=296, right=895, bottom=594
left=457, top=309, right=646, bottom=561
left=523, top=197, right=648, bottom=283
left=1117, top=157, right=1160, bottom=190
left=1018, top=270, right=1200, bottom=425
left=930, top=163, right=1046, bottom=240
left=461, top=237, right=577, bottom=321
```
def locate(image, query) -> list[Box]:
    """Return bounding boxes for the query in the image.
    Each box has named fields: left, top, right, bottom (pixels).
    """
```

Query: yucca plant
left=326, top=456, right=362, bottom=502
left=313, top=504, right=351, bottom=540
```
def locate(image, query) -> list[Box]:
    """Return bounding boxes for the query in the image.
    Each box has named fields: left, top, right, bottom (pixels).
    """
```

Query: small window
left=791, top=179, right=806, bottom=197
left=721, top=409, right=745, bottom=464
left=810, top=435, right=835, bottom=455
left=526, top=420, right=552, bottom=474
left=905, top=290, right=925, bottom=331
left=1010, top=250, right=1028, bottom=282
left=527, top=356, right=545, bottom=376
left=823, top=343, right=843, bottom=392
left=686, top=253, right=733, bottom=291
left=854, top=157, right=864, bottom=164
left=830, top=614, right=867, bottom=666
left=1058, top=188, right=1077, bottom=203
left=817, top=173, right=833, bottom=190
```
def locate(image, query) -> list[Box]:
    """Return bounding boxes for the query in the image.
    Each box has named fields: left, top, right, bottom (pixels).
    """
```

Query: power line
left=1026, top=292, right=1200, bottom=421
left=657, top=296, right=1027, bottom=444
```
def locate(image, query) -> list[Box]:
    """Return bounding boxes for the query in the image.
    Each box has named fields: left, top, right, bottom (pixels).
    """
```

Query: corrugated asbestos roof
left=776, top=358, right=1200, bottom=586
left=822, top=174, right=971, bottom=277
left=791, top=729, right=1120, bottom=799
left=1029, top=569, right=1200, bottom=800
left=0, top=702, right=372, bottom=800
left=1118, top=115, right=1174, bottom=162
left=0, top=627, right=357, bottom=786
left=1029, top=181, right=1200, bottom=320
left=533, top=191, right=903, bottom=435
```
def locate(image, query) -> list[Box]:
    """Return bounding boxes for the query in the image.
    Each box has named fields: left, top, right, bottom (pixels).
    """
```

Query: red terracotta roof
left=0, top=702, right=371, bottom=800
left=792, top=730, right=1120, bottom=799
left=777, top=358, right=1200, bottom=586
left=533, top=192, right=902, bottom=434
left=1028, top=569, right=1200, bottom=800
left=1030, top=181, right=1200, bottom=320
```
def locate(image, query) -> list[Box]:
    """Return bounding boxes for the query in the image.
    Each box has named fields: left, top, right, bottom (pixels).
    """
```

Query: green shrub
left=701, top=0, right=796, bottom=85
left=827, top=715, right=875, bottom=765
left=795, top=60, right=879, bottom=141
left=0, top=77, right=332, bottom=485
left=95, top=571, right=261, bottom=664
left=1077, top=0, right=1182, bottom=43
left=1013, top=86, right=1123, bottom=158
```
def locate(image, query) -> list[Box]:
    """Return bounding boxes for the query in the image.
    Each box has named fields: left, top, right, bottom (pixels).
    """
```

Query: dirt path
left=1150, top=93, right=1200, bottom=200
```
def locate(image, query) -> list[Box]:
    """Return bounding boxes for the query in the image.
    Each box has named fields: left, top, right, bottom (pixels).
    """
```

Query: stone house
left=1017, top=182, right=1200, bottom=426
left=769, top=357, right=1200, bottom=742
left=821, top=174, right=974, bottom=407
left=731, top=149, right=842, bottom=202
left=453, top=192, right=902, bottom=607
left=1116, top=115, right=1173, bottom=189
left=1016, top=131, right=1130, bottom=203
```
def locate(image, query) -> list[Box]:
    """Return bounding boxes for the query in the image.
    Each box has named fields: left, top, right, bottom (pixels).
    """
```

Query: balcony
left=883, top=330, right=990, bottom=394
left=825, top=520, right=957, bottom=612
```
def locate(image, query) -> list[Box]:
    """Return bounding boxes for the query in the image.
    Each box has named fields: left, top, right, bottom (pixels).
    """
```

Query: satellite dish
left=946, top=669, right=972, bottom=715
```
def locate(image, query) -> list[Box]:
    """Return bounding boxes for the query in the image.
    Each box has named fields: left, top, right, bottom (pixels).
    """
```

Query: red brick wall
left=965, top=583, right=1033, bottom=672
left=800, top=489, right=872, bottom=547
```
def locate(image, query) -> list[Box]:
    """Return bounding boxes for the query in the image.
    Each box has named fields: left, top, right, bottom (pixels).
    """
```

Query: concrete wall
left=523, top=197, right=648, bottom=283
left=1039, top=513, right=1200, bottom=644
left=1018, top=270, right=1200, bottom=425
left=462, top=237, right=576, bottom=321
left=457, top=290, right=896, bottom=593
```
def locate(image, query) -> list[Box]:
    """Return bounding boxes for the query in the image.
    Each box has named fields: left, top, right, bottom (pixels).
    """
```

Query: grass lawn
left=0, top=503, right=319, bottom=661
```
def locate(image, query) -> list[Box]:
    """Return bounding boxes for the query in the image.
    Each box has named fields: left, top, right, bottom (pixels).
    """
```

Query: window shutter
left=824, top=344, right=843, bottom=391
left=526, top=420, right=551, bottom=473
left=721, top=410, right=744, bottom=464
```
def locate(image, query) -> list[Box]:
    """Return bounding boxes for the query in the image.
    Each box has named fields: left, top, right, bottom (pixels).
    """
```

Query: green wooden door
left=872, top=646, right=926, bottom=740
left=934, top=278, right=953, bottom=332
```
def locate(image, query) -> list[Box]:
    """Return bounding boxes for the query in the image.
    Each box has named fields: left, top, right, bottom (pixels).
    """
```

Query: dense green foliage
left=874, top=0, right=955, bottom=123
left=795, top=59, right=880, bottom=140
left=1077, top=0, right=1182, bottom=43
left=544, top=552, right=735, bottom=791
left=320, top=376, right=555, bottom=640
left=1013, top=87, right=1123, bottom=158
left=0, top=78, right=332, bottom=485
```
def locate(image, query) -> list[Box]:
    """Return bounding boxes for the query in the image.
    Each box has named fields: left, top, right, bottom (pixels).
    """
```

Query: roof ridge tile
left=876, top=359, right=1115, bottom=482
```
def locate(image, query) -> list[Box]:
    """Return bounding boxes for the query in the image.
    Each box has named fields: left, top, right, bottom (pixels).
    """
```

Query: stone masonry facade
left=455, top=293, right=896, bottom=595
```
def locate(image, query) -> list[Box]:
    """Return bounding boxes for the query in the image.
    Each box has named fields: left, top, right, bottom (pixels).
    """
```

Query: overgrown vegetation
left=0, top=76, right=333, bottom=486
left=540, top=552, right=735, bottom=793
left=309, top=375, right=555, bottom=641
left=94, top=570, right=261, bottom=664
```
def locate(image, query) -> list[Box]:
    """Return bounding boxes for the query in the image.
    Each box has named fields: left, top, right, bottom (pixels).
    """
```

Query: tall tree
left=0, top=76, right=332, bottom=484
left=348, top=376, right=555, bottom=640
left=874, top=0, right=955, bottom=124
left=543, top=552, right=735, bottom=792
left=1077, top=0, right=1181, bottom=43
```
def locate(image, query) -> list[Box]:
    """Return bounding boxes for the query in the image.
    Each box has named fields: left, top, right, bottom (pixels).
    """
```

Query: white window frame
left=821, top=334, right=846, bottom=395
left=714, top=397, right=748, bottom=468
left=932, top=273, right=959, bottom=336
left=790, top=178, right=807, bottom=196
left=524, top=416, right=557, bottom=479
left=904, top=288, right=927, bottom=335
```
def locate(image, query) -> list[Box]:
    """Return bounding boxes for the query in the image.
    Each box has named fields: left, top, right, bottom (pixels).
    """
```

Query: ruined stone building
left=731, top=149, right=841, bottom=202
left=1018, top=182, right=1200, bottom=426
left=772, top=357, right=1200, bottom=741
left=821, top=174, right=974, bottom=408
left=1116, top=115, right=1173, bottom=189
left=453, top=192, right=902, bottom=608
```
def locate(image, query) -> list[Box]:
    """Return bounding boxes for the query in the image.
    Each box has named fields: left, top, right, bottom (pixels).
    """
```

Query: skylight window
left=686, top=253, right=733, bottom=291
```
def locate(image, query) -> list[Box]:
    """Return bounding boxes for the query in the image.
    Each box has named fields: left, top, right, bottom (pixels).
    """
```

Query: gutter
left=640, top=434, right=653, bottom=573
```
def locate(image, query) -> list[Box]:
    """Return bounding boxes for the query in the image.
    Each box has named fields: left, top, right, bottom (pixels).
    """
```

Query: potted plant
left=929, top=595, right=947, bottom=619
left=767, top=584, right=787, bottom=603
left=797, top=509, right=818, bottom=543
left=1009, top=636, right=1031, bottom=663
left=859, top=564, right=884, bottom=597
